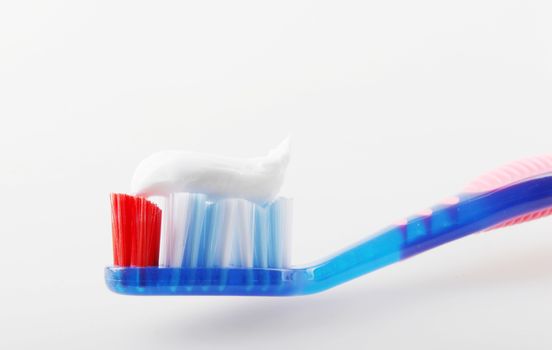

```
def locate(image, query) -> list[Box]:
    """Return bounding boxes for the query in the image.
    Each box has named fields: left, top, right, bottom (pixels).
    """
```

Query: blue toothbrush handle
left=301, top=175, right=552, bottom=294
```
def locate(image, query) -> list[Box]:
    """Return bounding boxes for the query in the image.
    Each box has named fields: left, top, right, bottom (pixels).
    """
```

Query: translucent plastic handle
left=304, top=167, right=552, bottom=294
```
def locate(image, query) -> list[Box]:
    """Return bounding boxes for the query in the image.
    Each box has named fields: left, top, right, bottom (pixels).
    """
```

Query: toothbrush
left=105, top=147, right=552, bottom=296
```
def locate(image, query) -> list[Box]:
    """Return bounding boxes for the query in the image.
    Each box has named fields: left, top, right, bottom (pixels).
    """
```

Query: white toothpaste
left=131, top=138, right=290, bottom=204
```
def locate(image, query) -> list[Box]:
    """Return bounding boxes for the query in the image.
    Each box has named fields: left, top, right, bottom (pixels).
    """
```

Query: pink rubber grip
left=464, top=155, right=552, bottom=231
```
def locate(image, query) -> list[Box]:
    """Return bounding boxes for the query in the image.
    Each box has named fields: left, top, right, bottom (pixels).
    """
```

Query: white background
left=2, top=1, right=552, bottom=349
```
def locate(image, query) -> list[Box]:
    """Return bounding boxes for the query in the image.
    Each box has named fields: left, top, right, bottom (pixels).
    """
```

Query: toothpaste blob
left=131, top=138, right=290, bottom=204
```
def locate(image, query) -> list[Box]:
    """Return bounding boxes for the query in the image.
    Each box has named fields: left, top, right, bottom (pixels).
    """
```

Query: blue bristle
left=197, top=202, right=214, bottom=267
left=182, top=194, right=206, bottom=267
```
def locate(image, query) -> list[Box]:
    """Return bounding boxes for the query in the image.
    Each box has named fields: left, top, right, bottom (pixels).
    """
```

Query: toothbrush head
left=107, top=193, right=297, bottom=296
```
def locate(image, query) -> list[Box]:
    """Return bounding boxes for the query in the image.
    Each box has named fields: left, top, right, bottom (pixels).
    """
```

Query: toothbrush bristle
left=150, top=194, right=293, bottom=269
left=110, top=193, right=292, bottom=269
left=110, top=193, right=162, bottom=267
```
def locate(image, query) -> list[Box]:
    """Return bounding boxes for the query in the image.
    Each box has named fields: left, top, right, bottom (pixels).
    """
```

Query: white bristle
left=275, top=198, right=293, bottom=267
left=151, top=193, right=292, bottom=269
left=235, top=199, right=255, bottom=268
left=254, top=205, right=270, bottom=268
left=267, top=199, right=293, bottom=267
left=170, top=193, right=193, bottom=267
left=209, top=200, right=235, bottom=267
left=182, top=194, right=207, bottom=267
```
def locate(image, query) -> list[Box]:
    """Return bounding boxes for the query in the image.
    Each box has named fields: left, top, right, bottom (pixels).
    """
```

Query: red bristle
left=149, top=203, right=162, bottom=265
left=110, top=193, right=162, bottom=267
left=124, top=194, right=136, bottom=266
left=151, top=208, right=161, bottom=264
left=117, top=194, right=136, bottom=266
left=144, top=201, right=151, bottom=266
left=131, top=197, right=144, bottom=266
left=142, top=200, right=161, bottom=266
left=110, top=194, right=120, bottom=265
left=143, top=200, right=152, bottom=266
left=146, top=205, right=161, bottom=265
